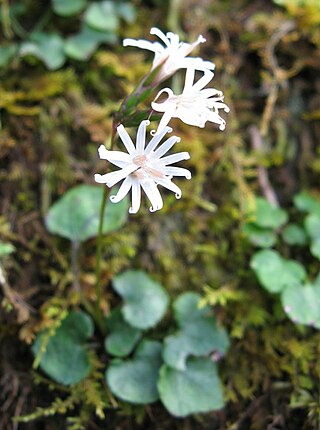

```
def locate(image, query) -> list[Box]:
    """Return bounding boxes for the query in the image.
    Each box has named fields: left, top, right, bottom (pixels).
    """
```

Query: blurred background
left=0, top=0, right=319, bottom=429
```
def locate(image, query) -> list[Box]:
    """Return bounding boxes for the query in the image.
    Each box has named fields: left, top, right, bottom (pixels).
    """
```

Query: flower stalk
left=93, top=27, right=229, bottom=323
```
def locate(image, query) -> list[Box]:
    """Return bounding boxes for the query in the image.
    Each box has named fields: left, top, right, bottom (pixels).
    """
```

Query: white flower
left=94, top=120, right=191, bottom=214
left=151, top=68, right=230, bottom=134
left=123, top=27, right=215, bottom=82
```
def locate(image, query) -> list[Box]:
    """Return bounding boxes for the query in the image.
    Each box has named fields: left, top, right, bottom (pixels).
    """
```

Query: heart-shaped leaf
left=32, top=311, right=94, bottom=385
left=112, top=270, right=169, bottom=329
left=158, top=357, right=224, bottom=417
left=246, top=197, right=288, bottom=229
left=305, top=214, right=320, bottom=259
left=250, top=250, right=306, bottom=293
left=163, top=293, right=229, bottom=370
left=282, top=224, right=307, bottom=246
left=294, top=191, right=320, bottom=215
left=52, top=0, right=87, bottom=16
left=281, top=283, right=320, bottom=329
left=46, top=184, right=128, bottom=242
left=65, top=25, right=117, bottom=61
left=106, top=340, right=162, bottom=404
left=116, top=3, right=136, bottom=23
left=104, top=308, right=142, bottom=357
left=243, top=223, right=277, bottom=248
left=84, top=1, right=119, bottom=32
left=20, top=33, right=65, bottom=70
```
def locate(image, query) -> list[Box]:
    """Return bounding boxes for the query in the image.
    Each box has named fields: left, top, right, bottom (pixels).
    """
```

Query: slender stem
left=95, top=185, right=108, bottom=310
left=93, top=69, right=160, bottom=329
left=93, top=124, right=118, bottom=330
left=71, top=240, right=80, bottom=292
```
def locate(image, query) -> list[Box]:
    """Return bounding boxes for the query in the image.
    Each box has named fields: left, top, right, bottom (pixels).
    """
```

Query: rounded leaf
left=112, top=270, right=169, bottom=329
left=174, top=292, right=210, bottom=324
left=243, top=223, right=277, bottom=248
left=282, top=224, right=307, bottom=246
left=20, top=33, right=65, bottom=70
left=32, top=311, right=94, bottom=385
left=105, top=309, right=142, bottom=357
left=164, top=292, right=229, bottom=370
left=106, top=340, right=162, bottom=404
left=46, top=184, right=128, bottom=242
left=84, top=1, right=119, bottom=32
left=294, top=192, right=320, bottom=215
left=158, top=358, right=224, bottom=417
left=305, top=213, right=320, bottom=240
left=64, top=26, right=117, bottom=61
left=52, top=0, right=87, bottom=16
left=250, top=250, right=306, bottom=293
left=281, top=283, right=320, bottom=329
left=247, top=197, right=288, bottom=229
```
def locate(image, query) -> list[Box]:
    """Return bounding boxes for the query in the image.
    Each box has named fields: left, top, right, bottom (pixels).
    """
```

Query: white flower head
left=151, top=68, right=230, bottom=134
left=123, top=27, right=215, bottom=82
left=94, top=120, right=191, bottom=214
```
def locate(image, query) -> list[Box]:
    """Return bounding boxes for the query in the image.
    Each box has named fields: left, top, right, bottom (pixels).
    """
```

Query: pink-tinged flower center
left=132, top=155, right=165, bottom=180
left=133, top=155, right=147, bottom=166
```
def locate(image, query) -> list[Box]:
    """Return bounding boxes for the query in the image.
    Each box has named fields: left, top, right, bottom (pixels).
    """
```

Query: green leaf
left=45, top=184, right=128, bottom=243
left=243, top=223, right=277, bottom=248
left=304, top=213, right=320, bottom=239
left=294, top=191, right=320, bottom=215
left=305, top=214, right=320, bottom=259
left=105, top=309, right=142, bottom=357
left=0, top=241, right=15, bottom=256
left=310, top=238, right=320, bottom=259
left=281, top=224, right=307, bottom=246
left=52, top=0, right=87, bottom=16
left=112, top=270, right=169, bottom=329
left=158, top=358, right=224, bottom=417
left=281, top=283, right=320, bottom=329
left=84, top=1, right=119, bottom=32
left=32, top=311, right=94, bottom=385
left=116, top=3, right=136, bottom=23
left=163, top=293, right=229, bottom=370
left=0, top=44, right=17, bottom=68
left=246, top=197, right=288, bottom=229
left=250, top=250, right=306, bottom=293
left=64, top=25, right=117, bottom=61
left=20, top=33, right=65, bottom=70
left=106, top=340, right=162, bottom=404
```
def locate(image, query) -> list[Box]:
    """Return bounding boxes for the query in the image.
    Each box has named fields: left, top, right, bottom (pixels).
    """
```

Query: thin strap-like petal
left=145, top=125, right=172, bottom=154
left=201, top=88, right=223, bottom=99
left=136, top=120, right=150, bottom=154
left=207, top=111, right=226, bottom=130
left=192, top=69, right=214, bottom=92
left=141, top=181, right=163, bottom=212
left=163, top=166, right=191, bottom=179
left=183, top=68, right=195, bottom=92
left=129, top=179, right=141, bottom=214
left=151, top=105, right=177, bottom=136
left=166, top=32, right=180, bottom=47
left=150, top=27, right=170, bottom=47
left=110, top=177, right=132, bottom=203
left=156, top=178, right=182, bottom=199
left=117, top=125, right=136, bottom=154
left=98, top=146, right=131, bottom=164
left=94, top=164, right=137, bottom=187
left=152, top=136, right=181, bottom=159
left=158, top=152, right=190, bottom=166
left=123, top=39, right=161, bottom=53
left=180, top=57, right=215, bottom=71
